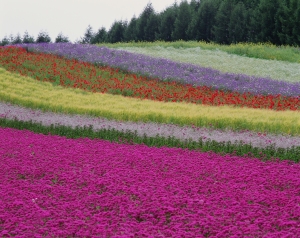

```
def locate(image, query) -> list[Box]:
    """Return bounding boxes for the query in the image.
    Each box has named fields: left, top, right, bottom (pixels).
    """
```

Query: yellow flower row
left=0, top=67, right=299, bottom=135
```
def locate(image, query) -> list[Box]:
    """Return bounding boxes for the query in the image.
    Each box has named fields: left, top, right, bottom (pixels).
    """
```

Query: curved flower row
left=1, top=127, right=299, bottom=237
left=17, top=43, right=300, bottom=97
left=1, top=46, right=298, bottom=111
left=1, top=67, right=299, bottom=136
left=1, top=102, right=299, bottom=150
left=116, top=46, right=300, bottom=83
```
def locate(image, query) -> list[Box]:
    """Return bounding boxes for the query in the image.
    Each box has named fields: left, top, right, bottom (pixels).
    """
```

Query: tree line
left=1, top=0, right=300, bottom=46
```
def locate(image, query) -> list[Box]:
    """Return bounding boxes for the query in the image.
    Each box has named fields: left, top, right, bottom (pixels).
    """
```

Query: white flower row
left=116, top=46, right=300, bottom=83
left=1, top=102, right=299, bottom=149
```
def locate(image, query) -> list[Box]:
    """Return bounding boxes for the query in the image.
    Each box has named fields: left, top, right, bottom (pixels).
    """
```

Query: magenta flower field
left=0, top=128, right=299, bottom=237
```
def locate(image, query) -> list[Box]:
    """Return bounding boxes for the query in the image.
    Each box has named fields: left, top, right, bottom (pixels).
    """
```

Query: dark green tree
left=172, top=0, right=191, bottom=41
left=275, top=0, right=300, bottom=45
left=12, top=33, right=22, bottom=44
left=107, top=21, right=127, bottom=43
left=189, top=0, right=201, bottom=13
left=144, top=12, right=160, bottom=42
left=91, top=27, right=107, bottom=44
left=124, top=16, right=138, bottom=42
left=22, top=31, right=35, bottom=43
left=136, top=3, right=156, bottom=41
left=75, top=0, right=300, bottom=46
left=187, top=0, right=200, bottom=40
left=55, top=33, right=70, bottom=43
left=229, top=2, right=248, bottom=43
left=80, top=25, right=94, bottom=44
left=8, top=34, right=15, bottom=44
left=293, top=0, right=300, bottom=45
left=0, top=36, right=10, bottom=46
left=246, top=6, right=260, bottom=42
left=36, top=31, right=51, bottom=43
left=157, top=4, right=177, bottom=41
left=213, top=0, right=234, bottom=44
left=255, top=0, right=281, bottom=44
left=201, top=0, right=221, bottom=42
left=187, top=0, right=220, bottom=41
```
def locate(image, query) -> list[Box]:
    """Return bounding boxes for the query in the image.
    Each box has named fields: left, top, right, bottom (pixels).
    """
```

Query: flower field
left=115, top=46, right=300, bottom=83
left=0, top=42, right=299, bottom=236
left=1, top=127, right=300, bottom=237
left=1, top=47, right=299, bottom=111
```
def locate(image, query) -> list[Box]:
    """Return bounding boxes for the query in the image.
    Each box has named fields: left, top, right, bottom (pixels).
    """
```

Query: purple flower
left=15, top=43, right=300, bottom=97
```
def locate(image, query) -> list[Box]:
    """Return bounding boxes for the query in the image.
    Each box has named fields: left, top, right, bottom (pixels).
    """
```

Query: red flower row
left=0, top=46, right=299, bottom=111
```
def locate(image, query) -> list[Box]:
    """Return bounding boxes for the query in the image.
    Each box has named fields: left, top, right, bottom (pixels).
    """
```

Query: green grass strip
left=0, top=117, right=299, bottom=162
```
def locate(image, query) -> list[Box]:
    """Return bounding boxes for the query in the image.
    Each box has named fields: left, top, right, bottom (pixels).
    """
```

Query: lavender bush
left=17, top=43, right=300, bottom=97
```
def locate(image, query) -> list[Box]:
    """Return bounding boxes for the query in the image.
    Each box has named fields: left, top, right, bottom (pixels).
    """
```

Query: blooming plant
left=117, top=45, right=300, bottom=83
left=0, top=128, right=299, bottom=237
left=1, top=101, right=300, bottom=150
left=0, top=42, right=299, bottom=237
left=1, top=67, right=299, bottom=136
left=15, top=43, right=300, bottom=97
left=1, top=46, right=298, bottom=110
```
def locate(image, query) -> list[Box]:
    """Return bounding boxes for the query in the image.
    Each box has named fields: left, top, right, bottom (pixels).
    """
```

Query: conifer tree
left=0, top=36, right=10, bottom=46
left=55, top=33, right=70, bottom=43
left=144, top=12, right=160, bottom=42
left=136, top=3, right=156, bottom=41
left=91, top=27, right=107, bottom=44
left=80, top=25, right=94, bottom=44
left=124, top=16, right=138, bottom=42
left=229, top=2, right=248, bottom=43
left=213, top=0, right=233, bottom=44
left=293, top=0, right=300, bottom=45
left=157, top=5, right=177, bottom=41
left=188, top=0, right=220, bottom=41
left=36, top=31, right=51, bottom=43
left=12, top=33, right=22, bottom=44
left=256, top=0, right=281, bottom=44
left=189, top=0, right=201, bottom=13
left=22, top=31, right=35, bottom=43
left=172, top=0, right=191, bottom=41
left=107, top=21, right=127, bottom=43
left=275, top=0, right=300, bottom=45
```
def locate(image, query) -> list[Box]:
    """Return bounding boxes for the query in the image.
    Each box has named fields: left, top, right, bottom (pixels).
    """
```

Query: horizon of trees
left=1, top=0, right=300, bottom=46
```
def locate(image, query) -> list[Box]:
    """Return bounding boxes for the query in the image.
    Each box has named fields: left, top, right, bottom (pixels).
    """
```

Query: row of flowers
left=1, top=127, right=299, bottom=237
left=117, top=45, right=300, bottom=83
left=1, top=101, right=299, bottom=150
left=1, top=46, right=298, bottom=110
left=15, top=43, right=300, bottom=97
left=0, top=42, right=299, bottom=237
left=1, top=66, right=298, bottom=136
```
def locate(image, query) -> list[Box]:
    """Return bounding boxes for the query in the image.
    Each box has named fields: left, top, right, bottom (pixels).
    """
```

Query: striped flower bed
left=17, top=43, right=300, bottom=96
left=0, top=42, right=299, bottom=236
left=2, top=46, right=298, bottom=111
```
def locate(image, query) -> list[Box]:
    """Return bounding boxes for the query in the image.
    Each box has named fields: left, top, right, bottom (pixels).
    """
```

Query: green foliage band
left=0, top=118, right=299, bottom=162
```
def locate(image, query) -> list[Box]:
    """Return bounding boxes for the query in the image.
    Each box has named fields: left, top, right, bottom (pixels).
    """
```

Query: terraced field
left=0, top=43, right=299, bottom=237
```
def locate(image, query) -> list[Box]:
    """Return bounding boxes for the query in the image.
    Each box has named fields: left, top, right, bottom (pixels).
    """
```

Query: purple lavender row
left=1, top=127, right=299, bottom=236
left=1, top=102, right=299, bottom=149
left=17, top=43, right=300, bottom=97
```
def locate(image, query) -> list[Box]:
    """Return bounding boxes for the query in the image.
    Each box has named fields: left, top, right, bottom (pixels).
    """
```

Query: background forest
left=1, top=0, right=300, bottom=46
